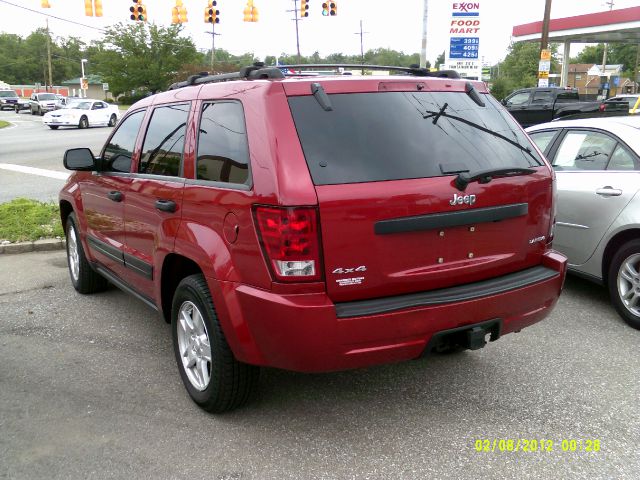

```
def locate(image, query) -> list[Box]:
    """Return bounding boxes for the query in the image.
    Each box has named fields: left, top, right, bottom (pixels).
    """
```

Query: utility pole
left=290, top=0, right=302, bottom=63
left=540, top=0, right=552, bottom=54
left=46, top=18, right=53, bottom=92
left=205, top=22, right=220, bottom=71
left=601, top=1, right=614, bottom=73
left=419, top=0, right=428, bottom=68
left=354, top=20, right=369, bottom=75
left=635, top=44, right=640, bottom=94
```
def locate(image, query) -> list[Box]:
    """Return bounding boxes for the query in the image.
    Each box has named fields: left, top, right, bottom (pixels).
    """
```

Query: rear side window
left=196, top=102, right=250, bottom=185
left=102, top=110, right=145, bottom=173
left=139, top=103, right=190, bottom=177
left=556, top=91, right=579, bottom=102
left=289, top=91, right=543, bottom=185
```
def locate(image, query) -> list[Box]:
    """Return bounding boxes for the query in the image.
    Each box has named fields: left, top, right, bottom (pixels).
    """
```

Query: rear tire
left=171, top=274, right=259, bottom=413
left=66, top=213, right=108, bottom=294
left=108, top=114, right=117, bottom=127
left=78, top=116, right=88, bottom=129
left=607, top=239, right=640, bottom=330
left=49, top=125, right=59, bottom=130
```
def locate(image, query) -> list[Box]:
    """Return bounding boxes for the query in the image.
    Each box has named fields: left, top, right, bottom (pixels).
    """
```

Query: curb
left=0, top=238, right=65, bottom=255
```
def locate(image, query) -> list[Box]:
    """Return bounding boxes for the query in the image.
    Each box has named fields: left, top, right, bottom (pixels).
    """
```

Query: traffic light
left=330, top=1, right=337, bottom=16
left=321, top=2, right=329, bottom=16
left=130, top=0, right=146, bottom=21
left=94, top=0, right=103, bottom=17
left=84, top=0, right=93, bottom=16
left=172, top=0, right=188, bottom=23
left=300, top=0, right=309, bottom=18
left=243, top=0, right=258, bottom=22
left=40, top=0, right=51, bottom=8
left=204, top=1, right=219, bottom=24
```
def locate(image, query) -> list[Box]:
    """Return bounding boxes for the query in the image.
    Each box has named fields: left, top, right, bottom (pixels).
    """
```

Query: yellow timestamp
left=474, top=439, right=601, bottom=453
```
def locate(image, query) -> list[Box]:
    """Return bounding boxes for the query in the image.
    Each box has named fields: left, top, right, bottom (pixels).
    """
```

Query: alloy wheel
left=67, top=225, right=80, bottom=283
left=617, top=253, right=640, bottom=318
left=176, top=301, right=212, bottom=391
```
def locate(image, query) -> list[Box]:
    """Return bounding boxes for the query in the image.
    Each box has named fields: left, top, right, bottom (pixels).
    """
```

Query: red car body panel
left=59, top=74, right=567, bottom=373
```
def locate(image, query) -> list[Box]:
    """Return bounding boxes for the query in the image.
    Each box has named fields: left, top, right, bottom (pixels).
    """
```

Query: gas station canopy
left=512, top=6, right=640, bottom=87
left=512, top=6, right=640, bottom=44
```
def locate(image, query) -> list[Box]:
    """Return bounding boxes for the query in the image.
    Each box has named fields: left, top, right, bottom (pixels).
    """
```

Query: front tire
left=66, top=213, right=108, bottom=294
left=608, top=239, right=640, bottom=330
left=108, top=114, right=117, bottom=127
left=78, top=116, right=88, bottom=129
left=171, top=274, right=259, bottom=413
left=49, top=125, right=59, bottom=130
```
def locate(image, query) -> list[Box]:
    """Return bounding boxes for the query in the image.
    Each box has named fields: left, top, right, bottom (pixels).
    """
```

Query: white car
left=43, top=99, right=120, bottom=130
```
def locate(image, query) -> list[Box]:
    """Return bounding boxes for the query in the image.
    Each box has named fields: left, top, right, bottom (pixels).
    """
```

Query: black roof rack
left=280, top=64, right=461, bottom=79
left=167, top=62, right=285, bottom=90
left=167, top=62, right=460, bottom=91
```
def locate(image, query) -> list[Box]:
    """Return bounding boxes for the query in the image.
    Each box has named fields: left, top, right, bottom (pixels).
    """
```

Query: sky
left=0, top=0, right=638, bottom=66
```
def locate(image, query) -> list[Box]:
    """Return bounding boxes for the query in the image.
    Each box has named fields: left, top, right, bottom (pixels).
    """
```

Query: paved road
left=1, top=250, right=639, bottom=479
left=0, top=109, right=113, bottom=203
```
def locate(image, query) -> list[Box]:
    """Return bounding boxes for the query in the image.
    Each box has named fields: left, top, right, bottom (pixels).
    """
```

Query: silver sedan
left=527, top=116, right=640, bottom=329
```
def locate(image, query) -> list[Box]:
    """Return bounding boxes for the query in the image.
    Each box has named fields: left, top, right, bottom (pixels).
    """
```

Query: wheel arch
left=602, top=228, right=640, bottom=285
left=59, top=199, right=74, bottom=229
left=160, top=254, right=202, bottom=324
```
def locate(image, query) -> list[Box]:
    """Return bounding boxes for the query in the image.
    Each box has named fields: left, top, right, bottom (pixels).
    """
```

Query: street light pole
left=354, top=20, right=369, bottom=75
left=205, top=22, right=220, bottom=71
left=81, top=59, right=88, bottom=98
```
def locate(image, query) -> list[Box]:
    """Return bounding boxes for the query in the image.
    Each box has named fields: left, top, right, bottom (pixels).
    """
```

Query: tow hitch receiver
left=423, top=319, right=502, bottom=355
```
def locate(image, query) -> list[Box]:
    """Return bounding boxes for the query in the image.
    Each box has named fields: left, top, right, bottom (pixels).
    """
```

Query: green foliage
left=0, top=121, right=9, bottom=129
left=90, top=23, right=200, bottom=96
left=572, top=43, right=639, bottom=74
left=0, top=198, right=63, bottom=242
left=491, top=42, right=560, bottom=95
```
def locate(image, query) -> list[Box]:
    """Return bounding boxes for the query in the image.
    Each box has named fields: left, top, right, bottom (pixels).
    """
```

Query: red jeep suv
left=60, top=64, right=567, bottom=412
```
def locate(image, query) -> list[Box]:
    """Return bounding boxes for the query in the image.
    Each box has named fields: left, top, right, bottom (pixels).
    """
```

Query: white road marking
left=0, top=163, right=69, bottom=180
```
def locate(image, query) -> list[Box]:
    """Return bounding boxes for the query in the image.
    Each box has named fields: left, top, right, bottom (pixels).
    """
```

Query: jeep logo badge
left=449, top=193, right=476, bottom=206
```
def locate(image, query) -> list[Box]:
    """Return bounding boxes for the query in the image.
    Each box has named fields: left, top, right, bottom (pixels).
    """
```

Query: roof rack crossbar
left=167, top=62, right=285, bottom=91
left=280, top=64, right=461, bottom=79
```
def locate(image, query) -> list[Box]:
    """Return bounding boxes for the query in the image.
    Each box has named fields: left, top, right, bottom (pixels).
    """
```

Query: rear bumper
left=212, top=250, right=567, bottom=373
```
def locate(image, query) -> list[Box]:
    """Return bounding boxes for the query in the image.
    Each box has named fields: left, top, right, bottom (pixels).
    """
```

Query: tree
left=493, top=42, right=560, bottom=92
left=572, top=43, right=638, bottom=74
left=91, top=23, right=199, bottom=96
left=435, top=51, right=445, bottom=68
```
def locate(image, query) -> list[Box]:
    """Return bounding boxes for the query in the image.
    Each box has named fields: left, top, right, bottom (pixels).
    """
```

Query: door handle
left=107, top=190, right=123, bottom=202
left=596, top=187, right=622, bottom=197
left=155, top=199, right=177, bottom=212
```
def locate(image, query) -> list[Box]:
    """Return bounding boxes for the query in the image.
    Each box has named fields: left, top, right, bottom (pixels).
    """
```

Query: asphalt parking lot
left=1, top=250, right=639, bottom=479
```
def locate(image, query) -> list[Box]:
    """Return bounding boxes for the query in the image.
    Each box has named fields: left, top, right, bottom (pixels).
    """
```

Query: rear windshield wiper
left=454, top=167, right=536, bottom=191
left=411, top=94, right=541, bottom=166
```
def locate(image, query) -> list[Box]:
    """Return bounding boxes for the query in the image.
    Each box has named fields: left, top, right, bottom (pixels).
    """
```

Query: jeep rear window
left=288, top=91, right=543, bottom=185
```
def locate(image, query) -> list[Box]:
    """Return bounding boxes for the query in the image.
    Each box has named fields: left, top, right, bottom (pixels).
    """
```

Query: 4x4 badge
left=449, top=193, right=476, bottom=206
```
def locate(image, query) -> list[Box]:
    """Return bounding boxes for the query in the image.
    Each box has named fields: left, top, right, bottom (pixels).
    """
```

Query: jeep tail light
left=254, top=206, right=323, bottom=282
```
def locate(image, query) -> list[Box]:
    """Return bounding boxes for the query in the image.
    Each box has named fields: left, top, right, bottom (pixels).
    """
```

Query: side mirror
left=501, top=99, right=507, bottom=106
left=64, top=148, right=96, bottom=171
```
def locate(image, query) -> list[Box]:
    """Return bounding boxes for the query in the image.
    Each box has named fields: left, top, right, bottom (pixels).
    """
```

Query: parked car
left=526, top=116, right=640, bottom=329
left=29, top=92, right=59, bottom=116
left=14, top=98, right=30, bottom=113
left=0, top=89, right=19, bottom=110
left=600, top=94, right=640, bottom=114
left=502, top=87, right=627, bottom=127
left=60, top=63, right=567, bottom=412
left=43, top=99, right=119, bottom=129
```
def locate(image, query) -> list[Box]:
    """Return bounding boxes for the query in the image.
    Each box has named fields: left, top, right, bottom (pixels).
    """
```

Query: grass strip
left=0, top=198, right=63, bottom=243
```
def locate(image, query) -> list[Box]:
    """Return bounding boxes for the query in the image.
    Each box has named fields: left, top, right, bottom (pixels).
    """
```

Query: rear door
left=544, top=128, right=640, bottom=265
left=504, top=90, right=533, bottom=125
left=288, top=89, right=552, bottom=302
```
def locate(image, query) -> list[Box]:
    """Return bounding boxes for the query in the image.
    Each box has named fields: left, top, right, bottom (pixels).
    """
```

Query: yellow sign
left=538, top=71, right=549, bottom=79
left=540, top=49, right=551, bottom=61
left=81, top=78, right=89, bottom=90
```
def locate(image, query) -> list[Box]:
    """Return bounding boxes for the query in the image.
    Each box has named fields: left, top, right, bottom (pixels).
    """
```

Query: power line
left=0, top=0, right=107, bottom=32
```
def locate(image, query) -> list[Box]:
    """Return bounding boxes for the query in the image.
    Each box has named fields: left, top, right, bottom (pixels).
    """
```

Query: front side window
left=102, top=110, right=145, bottom=173
left=139, top=104, right=190, bottom=177
left=196, top=102, right=250, bottom=185
left=552, top=130, right=616, bottom=171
